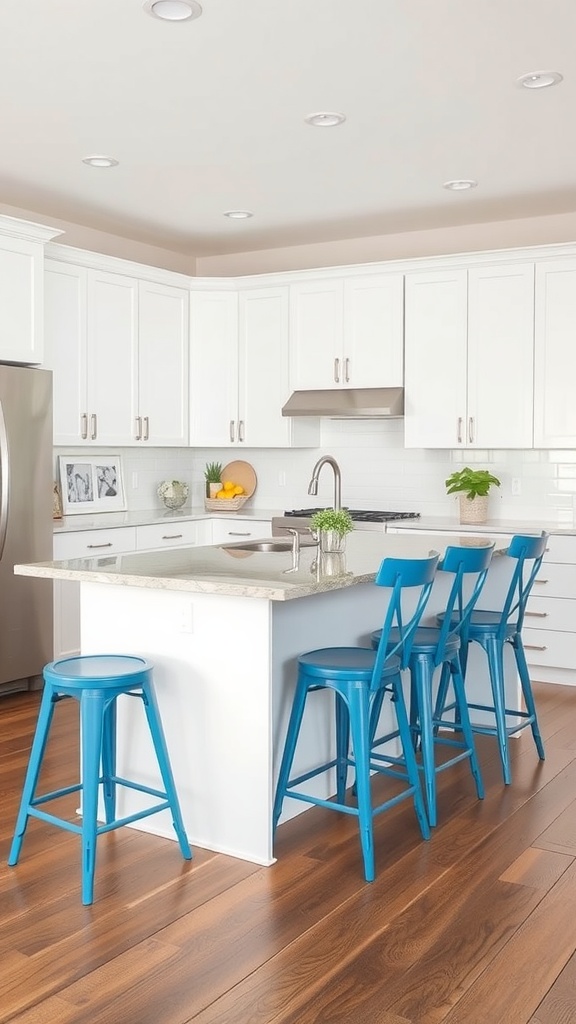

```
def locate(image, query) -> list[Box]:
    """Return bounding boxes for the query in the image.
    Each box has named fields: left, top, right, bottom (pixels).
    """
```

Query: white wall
left=55, top=424, right=576, bottom=526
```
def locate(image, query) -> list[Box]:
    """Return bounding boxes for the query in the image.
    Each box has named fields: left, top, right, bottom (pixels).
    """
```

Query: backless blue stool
left=8, top=654, right=192, bottom=905
left=273, top=553, right=439, bottom=883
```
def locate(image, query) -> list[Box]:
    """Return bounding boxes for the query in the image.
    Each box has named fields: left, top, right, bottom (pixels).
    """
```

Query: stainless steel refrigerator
left=0, top=364, right=53, bottom=694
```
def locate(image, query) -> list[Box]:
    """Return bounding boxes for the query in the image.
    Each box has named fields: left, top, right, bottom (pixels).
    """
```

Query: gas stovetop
left=284, top=508, right=421, bottom=523
left=272, top=508, right=421, bottom=534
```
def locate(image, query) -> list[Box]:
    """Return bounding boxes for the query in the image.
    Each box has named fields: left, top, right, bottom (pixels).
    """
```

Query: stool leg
left=412, top=657, right=438, bottom=828
left=450, top=656, right=484, bottom=800
left=335, top=693, right=350, bottom=803
left=347, top=683, right=374, bottom=882
left=80, top=691, right=106, bottom=905
left=484, top=637, right=511, bottom=785
left=514, top=637, right=545, bottom=760
left=273, top=673, right=309, bottom=832
left=141, top=681, right=192, bottom=861
left=101, top=696, right=117, bottom=824
left=8, top=684, right=58, bottom=866
left=390, top=673, right=430, bottom=841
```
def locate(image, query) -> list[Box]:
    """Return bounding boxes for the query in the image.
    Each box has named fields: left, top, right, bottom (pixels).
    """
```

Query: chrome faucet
left=307, top=455, right=342, bottom=511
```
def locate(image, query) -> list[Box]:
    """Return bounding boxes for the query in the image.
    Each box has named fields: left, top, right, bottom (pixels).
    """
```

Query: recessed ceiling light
left=443, top=179, right=478, bottom=191
left=82, top=155, right=119, bottom=168
left=516, top=71, right=563, bottom=89
left=304, top=112, right=346, bottom=128
left=143, top=0, right=202, bottom=21
left=223, top=210, right=253, bottom=220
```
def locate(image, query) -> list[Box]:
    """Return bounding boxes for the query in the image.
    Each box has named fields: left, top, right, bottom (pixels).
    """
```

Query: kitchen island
left=16, top=531, right=510, bottom=866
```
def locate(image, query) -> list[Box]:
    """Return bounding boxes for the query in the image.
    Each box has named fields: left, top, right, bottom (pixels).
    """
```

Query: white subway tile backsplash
left=54, top=419, right=576, bottom=524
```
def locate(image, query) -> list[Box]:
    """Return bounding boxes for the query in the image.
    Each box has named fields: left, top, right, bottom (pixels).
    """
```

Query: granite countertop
left=17, top=531, right=503, bottom=602
left=388, top=516, right=576, bottom=536
left=52, top=506, right=283, bottom=534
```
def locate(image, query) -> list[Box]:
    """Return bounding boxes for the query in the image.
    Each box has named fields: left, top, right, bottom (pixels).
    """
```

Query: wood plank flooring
left=1, top=682, right=576, bottom=1023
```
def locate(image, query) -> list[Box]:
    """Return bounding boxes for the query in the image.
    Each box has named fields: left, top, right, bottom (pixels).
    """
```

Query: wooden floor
left=1, top=683, right=576, bottom=1024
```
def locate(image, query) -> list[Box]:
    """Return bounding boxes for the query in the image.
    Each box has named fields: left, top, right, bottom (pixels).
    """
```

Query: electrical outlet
left=511, top=478, right=521, bottom=496
left=278, top=471, right=286, bottom=487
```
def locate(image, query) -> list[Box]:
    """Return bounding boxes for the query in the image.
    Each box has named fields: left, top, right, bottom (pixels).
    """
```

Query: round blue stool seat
left=8, top=653, right=192, bottom=904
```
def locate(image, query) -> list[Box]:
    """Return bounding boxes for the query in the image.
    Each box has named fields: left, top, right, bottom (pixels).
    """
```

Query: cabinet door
left=0, top=236, right=44, bottom=364
left=138, top=281, right=189, bottom=446
left=467, top=264, right=534, bottom=448
left=44, top=260, right=89, bottom=445
left=289, top=279, right=343, bottom=390
left=190, top=290, right=238, bottom=446
left=534, top=260, right=576, bottom=447
left=404, top=270, right=468, bottom=448
left=343, top=273, right=404, bottom=387
left=87, top=271, right=139, bottom=445
left=239, top=287, right=293, bottom=447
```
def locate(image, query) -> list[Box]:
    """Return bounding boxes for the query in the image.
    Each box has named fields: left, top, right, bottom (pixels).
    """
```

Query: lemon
left=216, top=489, right=227, bottom=499
left=233, top=485, right=245, bottom=496
left=223, top=480, right=235, bottom=492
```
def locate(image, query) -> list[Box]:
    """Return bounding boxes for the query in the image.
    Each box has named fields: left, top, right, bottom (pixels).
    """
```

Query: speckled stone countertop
left=17, top=531, right=503, bottom=602
left=52, top=506, right=282, bottom=534
left=388, top=516, right=576, bottom=536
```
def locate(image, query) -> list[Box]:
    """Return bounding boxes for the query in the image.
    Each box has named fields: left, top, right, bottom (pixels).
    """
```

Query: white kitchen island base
left=80, top=578, right=390, bottom=865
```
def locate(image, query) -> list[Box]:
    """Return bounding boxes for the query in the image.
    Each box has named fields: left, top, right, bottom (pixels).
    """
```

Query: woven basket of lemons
left=204, top=460, right=257, bottom=512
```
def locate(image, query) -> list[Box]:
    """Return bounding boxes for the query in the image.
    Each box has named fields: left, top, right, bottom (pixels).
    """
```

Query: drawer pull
left=525, top=644, right=548, bottom=652
left=162, top=534, right=183, bottom=540
left=344, top=357, right=350, bottom=383
left=81, top=413, right=88, bottom=440
left=229, top=420, right=235, bottom=443
left=457, top=417, right=463, bottom=444
left=534, top=579, right=549, bottom=585
left=143, top=416, right=149, bottom=441
left=228, top=531, right=251, bottom=536
left=334, top=357, right=340, bottom=384
left=90, top=413, right=97, bottom=440
left=87, top=542, right=113, bottom=549
left=525, top=611, right=549, bottom=618
left=135, top=416, right=142, bottom=441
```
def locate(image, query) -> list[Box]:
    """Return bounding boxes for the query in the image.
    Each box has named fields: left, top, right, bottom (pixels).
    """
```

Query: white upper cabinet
left=404, top=263, right=535, bottom=448
left=534, top=260, right=576, bottom=447
left=289, top=272, right=404, bottom=391
left=0, top=217, right=62, bottom=365
left=44, top=259, right=189, bottom=446
left=190, top=286, right=318, bottom=447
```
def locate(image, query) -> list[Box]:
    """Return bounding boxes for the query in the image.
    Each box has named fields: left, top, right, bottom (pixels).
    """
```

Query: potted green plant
left=310, top=507, right=354, bottom=553
left=445, top=467, right=501, bottom=524
left=204, top=461, right=223, bottom=499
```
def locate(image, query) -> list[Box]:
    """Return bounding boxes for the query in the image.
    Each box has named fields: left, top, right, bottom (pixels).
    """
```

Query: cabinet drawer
left=524, top=596, right=576, bottom=632
left=54, top=527, right=136, bottom=560
left=529, top=561, right=576, bottom=598
left=210, top=518, right=272, bottom=544
left=524, top=628, right=576, bottom=671
left=136, top=521, right=203, bottom=551
left=543, top=535, right=576, bottom=564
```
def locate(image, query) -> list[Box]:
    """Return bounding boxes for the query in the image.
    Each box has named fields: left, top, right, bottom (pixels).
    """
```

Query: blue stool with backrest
left=273, top=553, right=439, bottom=882
left=369, top=542, right=494, bottom=827
left=434, top=531, right=549, bottom=785
left=8, top=654, right=192, bottom=905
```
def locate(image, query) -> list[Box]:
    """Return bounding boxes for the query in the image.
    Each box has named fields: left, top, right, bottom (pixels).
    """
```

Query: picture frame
left=58, top=455, right=126, bottom=515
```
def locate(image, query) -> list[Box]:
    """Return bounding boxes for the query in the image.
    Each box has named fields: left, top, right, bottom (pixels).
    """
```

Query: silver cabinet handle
left=457, top=417, right=463, bottom=444
left=135, top=416, right=142, bottom=441
left=81, top=413, right=88, bottom=440
left=162, top=533, right=183, bottom=540
left=228, top=531, right=251, bottom=536
left=534, top=579, right=549, bottom=585
left=468, top=416, right=474, bottom=444
left=229, top=420, right=235, bottom=443
left=524, top=643, right=548, bottom=651
left=344, top=357, right=350, bottom=383
left=334, top=357, right=340, bottom=383
left=525, top=611, right=549, bottom=618
left=238, top=420, right=245, bottom=442
left=90, top=413, right=97, bottom=440
left=87, top=542, right=113, bottom=549
left=143, top=416, right=149, bottom=441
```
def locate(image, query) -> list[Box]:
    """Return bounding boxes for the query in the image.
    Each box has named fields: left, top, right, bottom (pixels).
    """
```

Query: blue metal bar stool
left=369, top=543, right=494, bottom=827
left=8, top=654, right=192, bottom=905
left=434, top=532, right=549, bottom=785
left=273, top=553, right=439, bottom=883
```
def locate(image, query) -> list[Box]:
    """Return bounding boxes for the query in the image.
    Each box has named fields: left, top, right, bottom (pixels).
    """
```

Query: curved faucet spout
left=307, top=455, right=342, bottom=511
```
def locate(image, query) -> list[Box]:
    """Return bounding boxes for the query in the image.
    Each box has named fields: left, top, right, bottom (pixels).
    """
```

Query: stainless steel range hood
left=281, top=387, right=404, bottom=419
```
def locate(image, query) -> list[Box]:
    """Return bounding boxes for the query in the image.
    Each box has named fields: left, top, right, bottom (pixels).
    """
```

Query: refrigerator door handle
left=0, top=400, right=9, bottom=560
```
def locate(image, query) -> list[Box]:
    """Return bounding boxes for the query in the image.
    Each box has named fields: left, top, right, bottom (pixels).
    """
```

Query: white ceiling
left=1, top=0, right=575, bottom=257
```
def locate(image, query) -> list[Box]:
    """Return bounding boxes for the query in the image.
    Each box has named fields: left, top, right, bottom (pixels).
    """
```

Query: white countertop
left=17, top=531, right=503, bottom=602
left=52, top=506, right=283, bottom=534
left=389, top=516, right=576, bottom=536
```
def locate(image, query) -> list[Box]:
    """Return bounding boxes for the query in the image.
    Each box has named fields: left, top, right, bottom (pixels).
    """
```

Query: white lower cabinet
left=209, top=518, right=273, bottom=545
left=524, top=535, right=576, bottom=685
left=136, top=520, right=212, bottom=551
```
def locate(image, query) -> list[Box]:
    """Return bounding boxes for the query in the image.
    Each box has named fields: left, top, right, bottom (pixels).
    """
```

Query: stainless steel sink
left=222, top=540, right=294, bottom=553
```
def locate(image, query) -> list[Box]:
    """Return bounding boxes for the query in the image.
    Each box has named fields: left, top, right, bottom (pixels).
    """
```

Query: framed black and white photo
left=58, top=455, right=126, bottom=515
